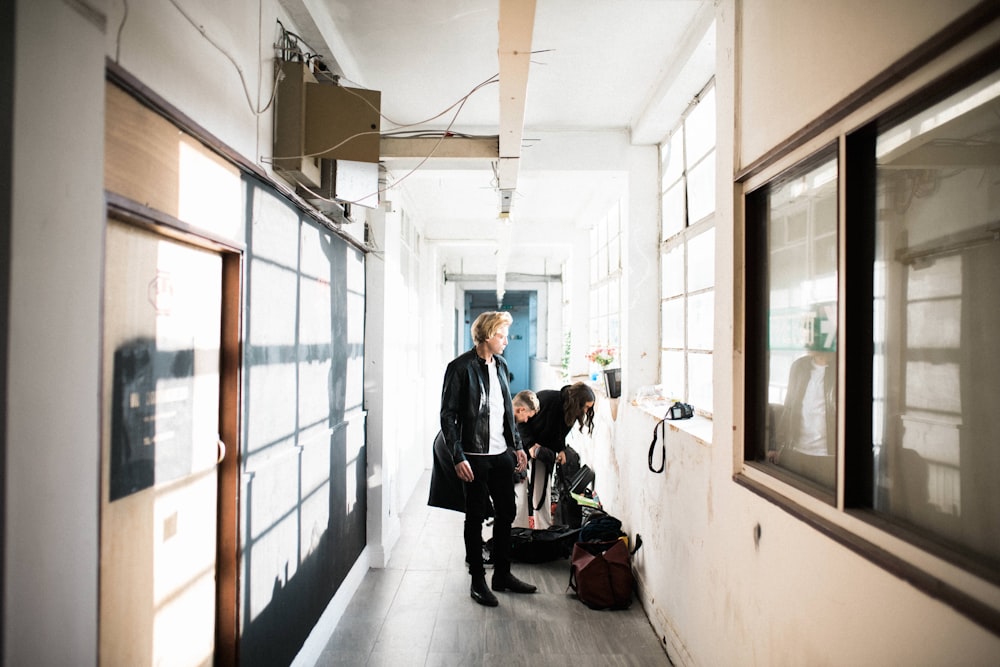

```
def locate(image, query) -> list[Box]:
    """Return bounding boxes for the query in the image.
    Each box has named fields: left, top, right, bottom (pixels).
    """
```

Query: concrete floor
left=314, top=471, right=670, bottom=666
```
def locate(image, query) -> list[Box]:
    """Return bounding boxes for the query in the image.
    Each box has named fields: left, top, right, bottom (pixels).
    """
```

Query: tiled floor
left=315, top=471, right=670, bottom=666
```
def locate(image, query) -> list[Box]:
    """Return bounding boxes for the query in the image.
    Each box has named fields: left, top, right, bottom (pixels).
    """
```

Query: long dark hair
left=563, top=382, right=595, bottom=435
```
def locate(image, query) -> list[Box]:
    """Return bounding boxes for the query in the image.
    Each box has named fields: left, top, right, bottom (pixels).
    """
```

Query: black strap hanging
left=648, top=417, right=666, bottom=473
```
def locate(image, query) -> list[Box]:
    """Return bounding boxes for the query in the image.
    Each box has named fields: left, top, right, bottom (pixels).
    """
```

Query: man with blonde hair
left=440, top=311, right=536, bottom=606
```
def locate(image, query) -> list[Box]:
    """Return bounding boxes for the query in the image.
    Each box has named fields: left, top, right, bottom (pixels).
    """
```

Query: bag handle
left=648, top=418, right=666, bottom=473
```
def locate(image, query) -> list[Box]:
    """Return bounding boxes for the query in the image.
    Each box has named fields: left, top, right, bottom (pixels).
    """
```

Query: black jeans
left=464, top=451, right=516, bottom=578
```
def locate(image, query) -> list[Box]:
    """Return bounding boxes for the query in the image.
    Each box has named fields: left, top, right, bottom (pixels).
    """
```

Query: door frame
left=105, top=196, right=243, bottom=666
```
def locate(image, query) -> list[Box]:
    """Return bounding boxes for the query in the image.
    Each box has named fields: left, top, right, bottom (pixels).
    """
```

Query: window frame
left=659, top=80, right=716, bottom=415
left=737, top=13, right=1000, bottom=637
left=589, top=200, right=622, bottom=359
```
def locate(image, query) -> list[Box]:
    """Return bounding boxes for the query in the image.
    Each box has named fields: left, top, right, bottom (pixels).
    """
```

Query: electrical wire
left=299, top=72, right=492, bottom=209
left=167, top=0, right=278, bottom=116
left=265, top=71, right=498, bottom=164
left=114, top=0, right=128, bottom=63
left=335, top=72, right=499, bottom=130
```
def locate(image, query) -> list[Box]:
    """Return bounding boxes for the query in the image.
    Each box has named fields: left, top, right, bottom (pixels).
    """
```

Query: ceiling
left=289, top=0, right=715, bottom=272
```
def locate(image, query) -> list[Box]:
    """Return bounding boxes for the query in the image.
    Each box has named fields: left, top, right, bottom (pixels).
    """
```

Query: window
left=660, top=82, right=716, bottom=412
left=744, top=54, right=1000, bottom=626
left=747, top=150, right=839, bottom=497
left=872, top=69, right=1000, bottom=569
left=589, top=200, right=622, bottom=359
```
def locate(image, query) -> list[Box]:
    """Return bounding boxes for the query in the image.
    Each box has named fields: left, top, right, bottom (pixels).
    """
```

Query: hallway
left=313, top=471, right=670, bottom=666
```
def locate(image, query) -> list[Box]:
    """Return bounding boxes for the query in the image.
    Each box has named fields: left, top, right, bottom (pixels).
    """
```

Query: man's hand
left=455, top=460, right=474, bottom=482
left=556, top=450, right=567, bottom=466
left=515, top=449, right=528, bottom=473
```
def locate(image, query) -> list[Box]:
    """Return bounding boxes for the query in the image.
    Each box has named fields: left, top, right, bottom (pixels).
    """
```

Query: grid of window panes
left=660, top=82, right=716, bottom=412
left=589, top=200, right=622, bottom=363
left=746, top=66, right=1000, bottom=579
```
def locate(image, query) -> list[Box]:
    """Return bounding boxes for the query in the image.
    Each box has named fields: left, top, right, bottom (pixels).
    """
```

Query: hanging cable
left=166, top=0, right=278, bottom=116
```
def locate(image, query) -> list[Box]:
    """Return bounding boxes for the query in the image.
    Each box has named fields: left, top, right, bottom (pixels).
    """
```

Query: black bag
left=489, top=525, right=581, bottom=563
left=552, top=446, right=595, bottom=528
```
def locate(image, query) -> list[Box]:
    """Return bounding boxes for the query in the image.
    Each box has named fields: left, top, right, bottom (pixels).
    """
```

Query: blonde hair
left=513, top=389, right=539, bottom=412
left=471, top=311, right=513, bottom=345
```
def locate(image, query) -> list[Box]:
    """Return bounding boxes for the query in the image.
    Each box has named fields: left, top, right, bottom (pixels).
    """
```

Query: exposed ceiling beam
left=380, top=136, right=499, bottom=159
left=497, top=0, right=536, bottom=213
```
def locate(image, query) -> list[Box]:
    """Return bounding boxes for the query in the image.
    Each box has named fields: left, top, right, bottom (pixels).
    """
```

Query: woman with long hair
left=515, top=382, right=595, bottom=529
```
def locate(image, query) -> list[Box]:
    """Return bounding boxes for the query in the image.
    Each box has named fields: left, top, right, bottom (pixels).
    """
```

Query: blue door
left=465, top=290, right=535, bottom=394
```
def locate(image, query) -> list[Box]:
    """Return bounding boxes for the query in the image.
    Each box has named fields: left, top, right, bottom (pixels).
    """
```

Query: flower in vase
left=586, top=347, right=616, bottom=368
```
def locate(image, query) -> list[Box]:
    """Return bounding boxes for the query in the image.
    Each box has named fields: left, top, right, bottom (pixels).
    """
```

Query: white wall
left=593, top=2, right=1000, bottom=665
left=739, top=0, right=981, bottom=167
left=6, top=1, right=106, bottom=663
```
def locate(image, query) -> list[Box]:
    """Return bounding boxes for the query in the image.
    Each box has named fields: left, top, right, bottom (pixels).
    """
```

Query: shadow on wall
left=238, top=186, right=367, bottom=666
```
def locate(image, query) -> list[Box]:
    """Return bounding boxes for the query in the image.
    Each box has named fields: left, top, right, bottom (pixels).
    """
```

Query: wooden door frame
left=105, top=196, right=243, bottom=666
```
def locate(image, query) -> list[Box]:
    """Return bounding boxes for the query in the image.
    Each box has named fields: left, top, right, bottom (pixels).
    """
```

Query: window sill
left=634, top=400, right=713, bottom=446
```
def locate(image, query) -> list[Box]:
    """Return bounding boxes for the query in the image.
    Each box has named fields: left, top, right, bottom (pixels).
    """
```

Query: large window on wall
left=660, top=81, right=715, bottom=413
left=750, top=149, right=839, bottom=497
left=744, top=53, right=1000, bottom=630
left=589, top=200, right=622, bottom=358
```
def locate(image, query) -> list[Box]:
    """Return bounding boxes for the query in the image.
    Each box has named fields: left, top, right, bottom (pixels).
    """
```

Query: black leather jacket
left=440, top=348, right=523, bottom=464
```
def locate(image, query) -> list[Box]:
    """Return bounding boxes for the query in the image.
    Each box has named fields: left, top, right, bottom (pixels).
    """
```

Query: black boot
left=491, top=572, right=537, bottom=594
left=470, top=575, right=498, bottom=607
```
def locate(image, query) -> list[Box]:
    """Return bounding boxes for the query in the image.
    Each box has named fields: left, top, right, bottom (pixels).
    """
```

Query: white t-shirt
left=795, top=360, right=828, bottom=456
left=486, top=358, right=508, bottom=455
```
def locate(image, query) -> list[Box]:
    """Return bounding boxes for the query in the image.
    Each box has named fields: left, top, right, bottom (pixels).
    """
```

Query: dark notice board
left=109, top=337, right=195, bottom=501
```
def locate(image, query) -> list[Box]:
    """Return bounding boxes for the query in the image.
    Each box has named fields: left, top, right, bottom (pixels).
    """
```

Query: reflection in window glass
left=873, top=71, right=1000, bottom=563
left=763, top=154, right=839, bottom=494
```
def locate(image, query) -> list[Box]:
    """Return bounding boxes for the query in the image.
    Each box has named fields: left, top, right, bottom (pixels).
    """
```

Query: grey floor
left=315, top=471, right=671, bottom=666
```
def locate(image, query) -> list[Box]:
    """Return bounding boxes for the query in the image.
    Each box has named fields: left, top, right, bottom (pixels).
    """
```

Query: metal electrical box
left=273, top=61, right=381, bottom=192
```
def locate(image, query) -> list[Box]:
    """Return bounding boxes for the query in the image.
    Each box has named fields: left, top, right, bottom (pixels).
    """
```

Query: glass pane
left=662, top=245, right=684, bottom=298
left=608, top=276, right=620, bottom=314
left=687, top=152, right=716, bottom=223
left=685, top=85, right=716, bottom=164
left=661, top=127, right=684, bottom=190
left=662, top=184, right=686, bottom=240
left=687, top=290, right=714, bottom=350
left=662, top=350, right=685, bottom=401
left=688, top=351, right=713, bottom=412
left=662, top=297, right=684, bottom=348
left=764, top=153, right=839, bottom=493
left=609, top=234, right=621, bottom=272
left=873, top=70, right=1000, bottom=564
left=687, top=227, right=715, bottom=292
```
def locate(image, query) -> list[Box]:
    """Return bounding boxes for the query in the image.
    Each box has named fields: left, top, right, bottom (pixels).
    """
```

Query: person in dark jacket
left=428, top=389, right=537, bottom=514
left=770, top=349, right=836, bottom=488
left=516, top=382, right=595, bottom=529
left=440, top=311, right=535, bottom=607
